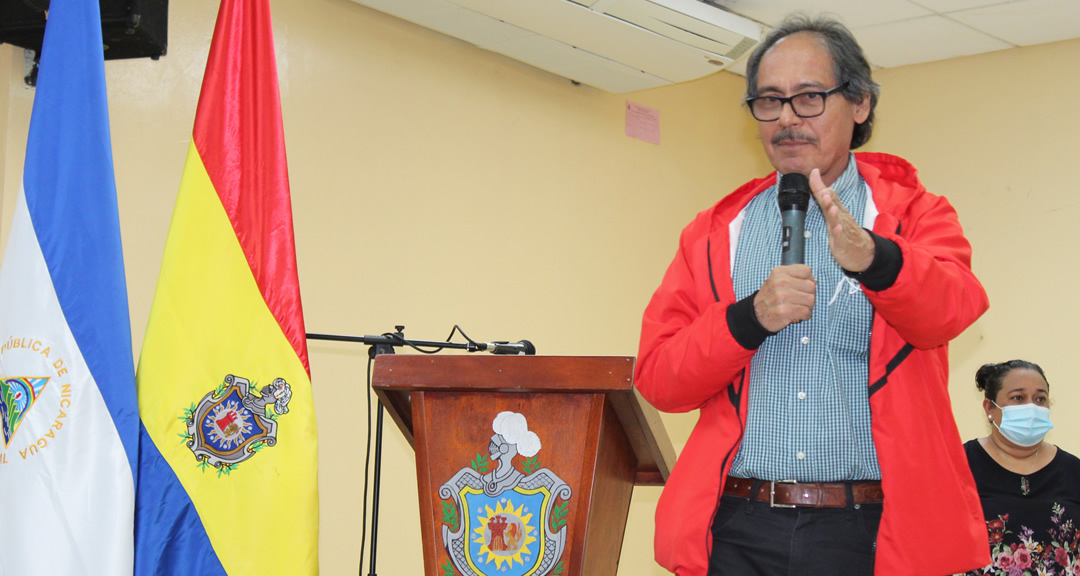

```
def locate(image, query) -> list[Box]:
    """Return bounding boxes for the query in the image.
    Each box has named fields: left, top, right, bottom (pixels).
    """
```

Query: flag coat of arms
left=0, top=0, right=139, bottom=574
left=134, top=0, right=318, bottom=573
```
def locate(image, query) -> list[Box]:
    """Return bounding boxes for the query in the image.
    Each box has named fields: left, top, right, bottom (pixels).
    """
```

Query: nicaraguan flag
left=0, top=0, right=139, bottom=574
left=134, top=0, right=319, bottom=573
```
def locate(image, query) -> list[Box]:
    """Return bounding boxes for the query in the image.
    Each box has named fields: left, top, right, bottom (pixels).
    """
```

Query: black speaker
left=0, top=0, right=167, bottom=60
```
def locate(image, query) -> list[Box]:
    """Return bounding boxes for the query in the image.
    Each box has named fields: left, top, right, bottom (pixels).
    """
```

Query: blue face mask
left=993, top=401, right=1054, bottom=447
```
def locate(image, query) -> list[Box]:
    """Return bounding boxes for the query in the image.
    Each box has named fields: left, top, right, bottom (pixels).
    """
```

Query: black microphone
left=778, top=173, right=811, bottom=265
left=477, top=340, right=536, bottom=355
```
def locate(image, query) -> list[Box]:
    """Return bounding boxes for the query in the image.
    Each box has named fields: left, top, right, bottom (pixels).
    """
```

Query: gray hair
left=744, top=14, right=880, bottom=149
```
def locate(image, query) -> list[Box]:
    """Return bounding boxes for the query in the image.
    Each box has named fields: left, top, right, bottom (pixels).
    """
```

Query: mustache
left=772, top=129, right=818, bottom=146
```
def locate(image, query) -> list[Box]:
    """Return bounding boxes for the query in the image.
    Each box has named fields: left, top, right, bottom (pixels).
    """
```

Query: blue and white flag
left=0, top=0, right=138, bottom=574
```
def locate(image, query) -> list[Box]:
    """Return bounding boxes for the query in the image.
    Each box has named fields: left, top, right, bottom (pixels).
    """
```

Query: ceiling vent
left=351, top=0, right=762, bottom=93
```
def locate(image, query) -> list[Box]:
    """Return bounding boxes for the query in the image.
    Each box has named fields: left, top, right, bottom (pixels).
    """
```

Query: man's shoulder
left=674, top=174, right=775, bottom=247
left=854, top=152, right=924, bottom=194
left=694, top=174, right=777, bottom=227
left=853, top=152, right=955, bottom=219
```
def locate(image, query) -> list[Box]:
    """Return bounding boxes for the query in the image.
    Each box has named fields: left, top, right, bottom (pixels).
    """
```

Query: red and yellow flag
left=135, top=0, right=317, bottom=573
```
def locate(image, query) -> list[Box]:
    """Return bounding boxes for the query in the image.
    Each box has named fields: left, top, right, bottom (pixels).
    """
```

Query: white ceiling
left=713, top=0, right=1080, bottom=73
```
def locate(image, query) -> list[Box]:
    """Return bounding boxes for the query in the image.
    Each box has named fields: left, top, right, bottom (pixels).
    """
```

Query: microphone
left=477, top=340, right=536, bottom=355
left=777, top=173, right=811, bottom=265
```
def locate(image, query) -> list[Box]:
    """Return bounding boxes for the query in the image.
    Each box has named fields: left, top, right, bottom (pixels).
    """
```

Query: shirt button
left=797, top=391, right=807, bottom=400
left=804, top=230, right=812, bottom=239
left=800, top=336, right=810, bottom=345
left=797, top=451, right=806, bottom=460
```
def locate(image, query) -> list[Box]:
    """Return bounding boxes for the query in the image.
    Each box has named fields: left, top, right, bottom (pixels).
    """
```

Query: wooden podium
left=373, top=355, right=675, bottom=576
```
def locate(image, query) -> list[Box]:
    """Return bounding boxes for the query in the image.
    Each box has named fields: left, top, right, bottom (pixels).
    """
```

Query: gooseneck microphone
left=778, top=173, right=811, bottom=265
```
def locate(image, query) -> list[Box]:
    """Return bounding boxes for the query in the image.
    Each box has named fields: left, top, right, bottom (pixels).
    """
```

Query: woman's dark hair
left=744, top=14, right=880, bottom=149
left=975, top=360, right=1048, bottom=400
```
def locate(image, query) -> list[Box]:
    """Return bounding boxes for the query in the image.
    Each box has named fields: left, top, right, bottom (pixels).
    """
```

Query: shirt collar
left=774, top=153, right=862, bottom=209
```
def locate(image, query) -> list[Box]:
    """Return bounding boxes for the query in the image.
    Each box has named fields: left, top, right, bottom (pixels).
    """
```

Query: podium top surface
left=373, top=354, right=633, bottom=392
left=372, top=354, right=675, bottom=485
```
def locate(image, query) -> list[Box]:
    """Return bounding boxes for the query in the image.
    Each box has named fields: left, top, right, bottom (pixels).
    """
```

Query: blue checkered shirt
left=729, top=154, right=881, bottom=482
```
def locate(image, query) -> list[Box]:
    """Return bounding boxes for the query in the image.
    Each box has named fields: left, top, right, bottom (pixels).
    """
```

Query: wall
left=2, top=0, right=1078, bottom=573
left=864, top=38, right=1080, bottom=447
left=1, top=0, right=763, bottom=574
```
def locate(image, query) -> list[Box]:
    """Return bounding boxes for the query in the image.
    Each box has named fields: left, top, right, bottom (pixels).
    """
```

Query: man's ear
left=853, top=93, right=871, bottom=124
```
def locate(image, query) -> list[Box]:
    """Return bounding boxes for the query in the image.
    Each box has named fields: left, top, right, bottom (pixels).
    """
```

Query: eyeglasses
left=746, top=82, right=849, bottom=122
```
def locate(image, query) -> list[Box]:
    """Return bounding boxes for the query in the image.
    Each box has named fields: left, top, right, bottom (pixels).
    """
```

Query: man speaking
left=635, top=14, right=991, bottom=576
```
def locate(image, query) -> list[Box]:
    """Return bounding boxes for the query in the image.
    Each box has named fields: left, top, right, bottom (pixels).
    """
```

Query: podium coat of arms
left=439, top=411, right=571, bottom=576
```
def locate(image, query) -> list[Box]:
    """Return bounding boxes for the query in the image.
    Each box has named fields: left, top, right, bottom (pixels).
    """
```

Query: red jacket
left=636, top=153, right=991, bottom=576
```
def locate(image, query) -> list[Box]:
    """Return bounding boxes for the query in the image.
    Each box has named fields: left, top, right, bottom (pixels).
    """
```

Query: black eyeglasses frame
left=746, top=81, right=850, bottom=122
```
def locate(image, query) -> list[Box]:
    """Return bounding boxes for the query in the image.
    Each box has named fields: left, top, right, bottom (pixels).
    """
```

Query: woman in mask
left=961, top=359, right=1080, bottom=575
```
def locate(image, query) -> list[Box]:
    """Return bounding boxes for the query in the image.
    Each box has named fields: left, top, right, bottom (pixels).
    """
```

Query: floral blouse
left=962, top=439, right=1080, bottom=576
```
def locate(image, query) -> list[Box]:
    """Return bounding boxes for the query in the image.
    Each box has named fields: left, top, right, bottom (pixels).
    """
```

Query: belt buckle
left=769, top=480, right=797, bottom=508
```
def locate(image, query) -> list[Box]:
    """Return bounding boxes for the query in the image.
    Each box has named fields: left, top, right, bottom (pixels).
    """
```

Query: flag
left=0, top=0, right=139, bottom=574
left=133, top=0, right=318, bottom=573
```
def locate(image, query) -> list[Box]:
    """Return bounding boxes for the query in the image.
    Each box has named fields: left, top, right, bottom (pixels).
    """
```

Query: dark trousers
left=707, top=486, right=883, bottom=576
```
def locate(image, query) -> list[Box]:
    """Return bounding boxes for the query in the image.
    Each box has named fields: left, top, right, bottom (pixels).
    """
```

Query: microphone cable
left=356, top=324, right=507, bottom=575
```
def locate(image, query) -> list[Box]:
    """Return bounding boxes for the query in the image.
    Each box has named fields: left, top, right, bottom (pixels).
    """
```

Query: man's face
left=754, top=32, right=869, bottom=186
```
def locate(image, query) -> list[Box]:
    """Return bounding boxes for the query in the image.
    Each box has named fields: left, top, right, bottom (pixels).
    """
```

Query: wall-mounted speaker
left=0, top=0, right=168, bottom=60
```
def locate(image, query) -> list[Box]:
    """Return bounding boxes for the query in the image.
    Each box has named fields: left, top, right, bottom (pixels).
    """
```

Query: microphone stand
left=306, top=326, right=522, bottom=576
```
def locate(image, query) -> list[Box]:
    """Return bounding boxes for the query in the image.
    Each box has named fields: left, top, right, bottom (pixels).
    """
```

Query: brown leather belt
left=724, top=476, right=884, bottom=508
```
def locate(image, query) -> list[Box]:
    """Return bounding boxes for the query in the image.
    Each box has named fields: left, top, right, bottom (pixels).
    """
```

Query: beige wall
left=2, top=1, right=761, bottom=574
left=864, top=38, right=1080, bottom=449
left=1, top=0, right=1077, bottom=574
